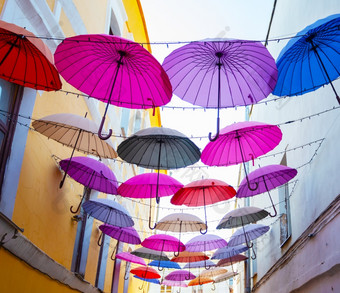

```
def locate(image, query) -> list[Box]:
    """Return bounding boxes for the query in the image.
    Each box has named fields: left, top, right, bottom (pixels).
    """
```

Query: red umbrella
left=130, top=266, right=161, bottom=279
left=0, top=20, right=61, bottom=91
left=171, top=179, right=236, bottom=234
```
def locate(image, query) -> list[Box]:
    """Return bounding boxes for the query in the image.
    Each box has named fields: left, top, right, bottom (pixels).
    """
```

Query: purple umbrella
left=228, top=224, right=270, bottom=259
left=236, top=164, right=298, bottom=217
left=99, top=224, right=140, bottom=257
left=59, top=156, right=118, bottom=213
left=142, top=234, right=185, bottom=270
left=116, top=252, right=146, bottom=280
left=183, top=260, right=216, bottom=270
left=165, top=270, right=196, bottom=282
left=201, top=121, right=282, bottom=191
left=162, top=39, right=277, bottom=140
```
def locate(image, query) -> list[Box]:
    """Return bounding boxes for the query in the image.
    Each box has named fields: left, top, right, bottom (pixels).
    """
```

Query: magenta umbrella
left=162, top=39, right=277, bottom=140
left=59, top=156, right=118, bottom=213
left=116, top=252, right=146, bottom=280
left=201, top=121, right=282, bottom=191
left=55, top=34, right=172, bottom=140
left=142, top=234, right=185, bottom=269
left=236, top=165, right=297, bottom=217
left=165, top=270, right=196, bottom=282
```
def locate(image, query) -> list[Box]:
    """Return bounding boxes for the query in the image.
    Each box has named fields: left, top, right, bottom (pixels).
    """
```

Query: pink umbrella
left=59, top=156, right=118, bottom=213
left=116, top=252, right=146, bottom=280
left=162, top=279, right=188, bottom=288
left=171, top=179, right=236, bottom=234
left=162, top=39, right=277, bottom=140
left=201, top=121, right=282, bottom=191
left=142, top=234, right=185, bottom=269
left=55, top=34, right=172, bottom=140
left=165, top=270, right=196, bottom=282
left=236, top=164, right=298, bottom=217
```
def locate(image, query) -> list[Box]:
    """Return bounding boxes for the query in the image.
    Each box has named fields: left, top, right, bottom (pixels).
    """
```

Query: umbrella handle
left=211, top=282, right=216, bottom=291
left=185, top=274, right=191, bottom=280
left=147, top=98, right=156, bottom=116
left=97, top=232, right=104, bottom=246
left=157, top=263, right=164, bottom=271
left=245, top=175, right=258, bottom=191
left=208, top=117, right=220, bottom=142
left=70, top=194, right=84, bottom=214
left=264, top=179, right=278, bottom=217
left=251, top=245, right=256, bottom=260
left=173, top=250, right=180, bottom=257
left=98, top=115, right=112, bottom=140
left=148, top=216, right=156, bottom=230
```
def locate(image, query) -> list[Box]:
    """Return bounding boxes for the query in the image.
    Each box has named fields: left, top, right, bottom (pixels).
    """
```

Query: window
left=0, top=80, right=23, bottom=200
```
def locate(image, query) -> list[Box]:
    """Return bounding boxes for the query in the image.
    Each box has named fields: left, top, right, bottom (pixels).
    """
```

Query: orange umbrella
left=0, top=20, right=61, bottom=90
left=171, top=251, right=209, bottom=263
left=188, top=276, right=214, bottom=286
left=199, top=267, right=228, bottom=279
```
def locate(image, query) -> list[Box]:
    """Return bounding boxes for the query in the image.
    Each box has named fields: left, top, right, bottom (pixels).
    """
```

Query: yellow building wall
left=0, top=249, right=80, bottom=293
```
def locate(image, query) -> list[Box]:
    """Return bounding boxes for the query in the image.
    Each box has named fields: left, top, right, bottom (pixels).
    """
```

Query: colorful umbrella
left=217, top=206, right=269, bottom=229
left=117, top=126, right=201, bottom=228
left=188, top=276, right=214, bottom=286
left=165, top=270, right=196, bottom=282
left=273, top=14, right=340, bottom=104
left=141, top=234, right=185, bottom=266
left=130, top=266, right=161, bottom=279
left=55, top=34, right=172, bottom=139
left=236, top=165, right=298, bottom=217
left=199, top=267, right=228, bottom=279
left=162, top=39, right=277, bottom=140
left=183, top=260, right=216, bottom=270
left=201, top=121, right=282, bottom=191
left=214, top=271, right=238, bottom=284
left=171, top=179, right=236, bottom=233
left=99, top=224, right=140, bottom=257
left=216, top=254, right=248, bottom=267
left=82, top=198, right=134, bottom=227
left=134, top=275, right=160, bottom=284
left=185, top=234, right=228, bottom=252
left=161, top=279, right=188, bottom=288
left=228, top=224, right=270, bottom=259
left=171, top=251, right=209, bottom=263
left=0, top=20, right=61, bottom=91
left=131, top=247, right=170, bottom=261
left=32, top=113, right=117, bottom=187
left=59, top=156, right=118, bottom=213
left=148, top=260, right=181, bottom=270
left=212, top=244, right=249, bottom=260
left=116, top=252, right=146, bottom=266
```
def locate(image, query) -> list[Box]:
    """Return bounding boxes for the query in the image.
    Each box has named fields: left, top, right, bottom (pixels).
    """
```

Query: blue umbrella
left=148, top=260, right=181, bottom=270
left=273, top=14, right=340, bottom=104
left=133, top=275, right=160, bottom=285
left=183, top=260, right=216, bottom=269
left=211, top=244, right=248, bottom=260
left=82, top=198, right=134, bottom=227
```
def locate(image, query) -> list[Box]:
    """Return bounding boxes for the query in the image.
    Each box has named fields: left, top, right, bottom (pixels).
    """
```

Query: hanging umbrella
left=55, top=34, right=172, bottom=139
left=199, top=267, right=228, bottom=279
left=217, top=206, right=269, bottom=229
left=171, top=179, right=236, bottom=233
left=130, top=266, right=161, bottom=279
left=162, top=279, right=188, bottom=288
left=216, top=254, right=248, bottom=267
left=165, top=270, right=196, bottom=282
left=273, top=14, right=340, bottom=104
left=59, top=156, right=118, bottom=213
left=148, top=260, right=181, bottom=270
left=99, top=224, right=140, bottom=256
left=32, top=113, right=117, bottom=187
left=171, top=251, right=209, bottom=263
left=116, top=252, right=146, bottom=266
left=188, top=276, right=214, bottom=286
left=212, top=244, right=249, bottom=260
left=228, top=224, right=270, bottom=259
left=82, top=198, right=134, bottom=227
left=141, top=234, right=185, bottom=268
left=117, top=126, right=201, bottom=228
left=0, top=20, right=61, bottom=91
left=134, top=275, right=160, bottom=285
left=155, top=213, right=206, bottom=249
left=183, top=260, right=216, bottom=270
left=162, top=38, right=277, bottom=140
left=201, top=121, right=282, bottom=191
left=131, top=247, right=170, bottom=261
left=214, top=271, right=238, bottom=284
left=236, top=165, right=298, bottom=217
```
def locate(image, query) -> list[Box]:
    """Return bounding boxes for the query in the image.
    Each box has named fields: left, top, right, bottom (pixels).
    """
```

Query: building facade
left=0, top=1, right=158, bottom=292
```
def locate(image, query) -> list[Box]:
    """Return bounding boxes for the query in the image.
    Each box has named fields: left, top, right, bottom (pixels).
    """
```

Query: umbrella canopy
left=115, top=252, right=146, bottom=266
left=131, top=247, right=170, bottom=261
left=148, top=260, right=181, bottom=270
left=212, top=245, right=249, bottom=260
left=236, top=165, right=298, bottom=217
left=183, top=260, right=216, bottom=270
left=217, top=254, right=248, bottom=267
left=171, top=179, right=236, bottom=233
left=214, top=272, right=238, bottom=283
left=171, top=251, right=209, bottom=263
left=188, top=276, right=214, bottom=286
left=55, top=34, right=172, bottom=139
left=272, top=14, right=340, bottom=104
left=162, top=279, right=188, bottom=287
left=32, top=113, right=117, bottom=158
left=200, top=267, right=228, bottom=278
left=162, top=38, right=277, bottom=140
left=228, top=224, right=270, bottom=247
left=217, top=206, right=269, bottom=229
left=141, top=234, right=185, bottom=257
left=99, top=224, right=140, bottom=245
left=130, top=266, right=161, bottom=279
left=0, top=20, right=61, bottom=91
left=165, top=270, right=196, bottom=281
left=185, top=234, right=228, bottom=252
left=117, top=173, right=183, bottom=199
left=155, top=213, right=206, bottom=233
left=82, top=198, right=134, bottom=227
left=134, top=275, right=160, bottom=285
